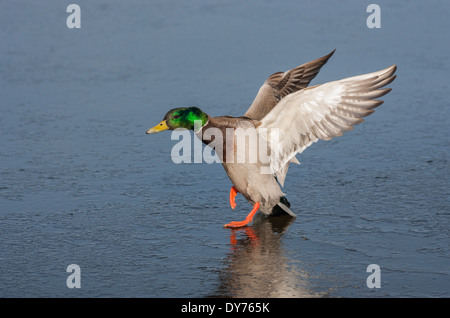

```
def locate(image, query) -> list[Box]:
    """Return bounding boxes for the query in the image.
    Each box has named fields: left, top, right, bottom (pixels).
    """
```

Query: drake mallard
left=146, top=50, right=397, bottom=228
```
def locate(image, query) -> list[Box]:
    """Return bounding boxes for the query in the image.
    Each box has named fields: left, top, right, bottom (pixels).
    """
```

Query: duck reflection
left=211, top=215, right=321, bottom=298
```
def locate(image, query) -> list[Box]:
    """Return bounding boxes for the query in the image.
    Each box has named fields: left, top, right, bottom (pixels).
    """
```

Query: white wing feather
left=259, top=65, right=397, bottom=181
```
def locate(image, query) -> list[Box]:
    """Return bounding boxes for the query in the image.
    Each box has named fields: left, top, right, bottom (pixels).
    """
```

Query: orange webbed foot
left=224, top=202, right=260, bottom=229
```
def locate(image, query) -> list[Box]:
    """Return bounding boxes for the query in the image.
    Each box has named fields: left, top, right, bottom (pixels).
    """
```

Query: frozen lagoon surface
left=0, top=0, right=448, bottom=297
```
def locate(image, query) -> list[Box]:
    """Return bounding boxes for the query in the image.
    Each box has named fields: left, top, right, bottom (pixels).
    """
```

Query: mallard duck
left=146, top=50, right=397, bottom=228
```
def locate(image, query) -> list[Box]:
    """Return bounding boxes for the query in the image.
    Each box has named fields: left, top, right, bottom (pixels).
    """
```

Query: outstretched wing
left=244, top=50, right=336, bottom=121
left=259, top=65, right=397, bottom=185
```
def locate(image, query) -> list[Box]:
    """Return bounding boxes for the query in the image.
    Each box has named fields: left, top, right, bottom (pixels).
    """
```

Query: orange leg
left=224, top=202, right=260, bottom=228
left=229, top=186, right=239, bottom=210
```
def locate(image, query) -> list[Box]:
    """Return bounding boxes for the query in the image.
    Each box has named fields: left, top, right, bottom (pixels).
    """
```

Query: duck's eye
left=173, top=115, right=180, bottom=119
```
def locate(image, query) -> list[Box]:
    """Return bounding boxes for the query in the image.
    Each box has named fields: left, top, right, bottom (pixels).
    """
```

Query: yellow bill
left=146, top=120, right=169, bottom=134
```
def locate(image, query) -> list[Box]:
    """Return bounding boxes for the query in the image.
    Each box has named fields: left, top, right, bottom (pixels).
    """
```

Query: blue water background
left=0, top=0, right=448, bottom=297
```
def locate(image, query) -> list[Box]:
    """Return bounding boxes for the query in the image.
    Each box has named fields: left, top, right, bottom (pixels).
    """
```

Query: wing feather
left=244, top=50, right=336, bottom=120
left=258, top=65, right=397, bottom=178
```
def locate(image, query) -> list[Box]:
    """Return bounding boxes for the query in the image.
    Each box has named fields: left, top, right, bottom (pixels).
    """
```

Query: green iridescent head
left=146, top=107, right=208, bottom=134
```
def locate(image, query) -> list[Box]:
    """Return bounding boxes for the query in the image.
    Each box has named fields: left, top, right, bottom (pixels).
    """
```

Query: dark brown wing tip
left=321, top=49, right=336, bottom=62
